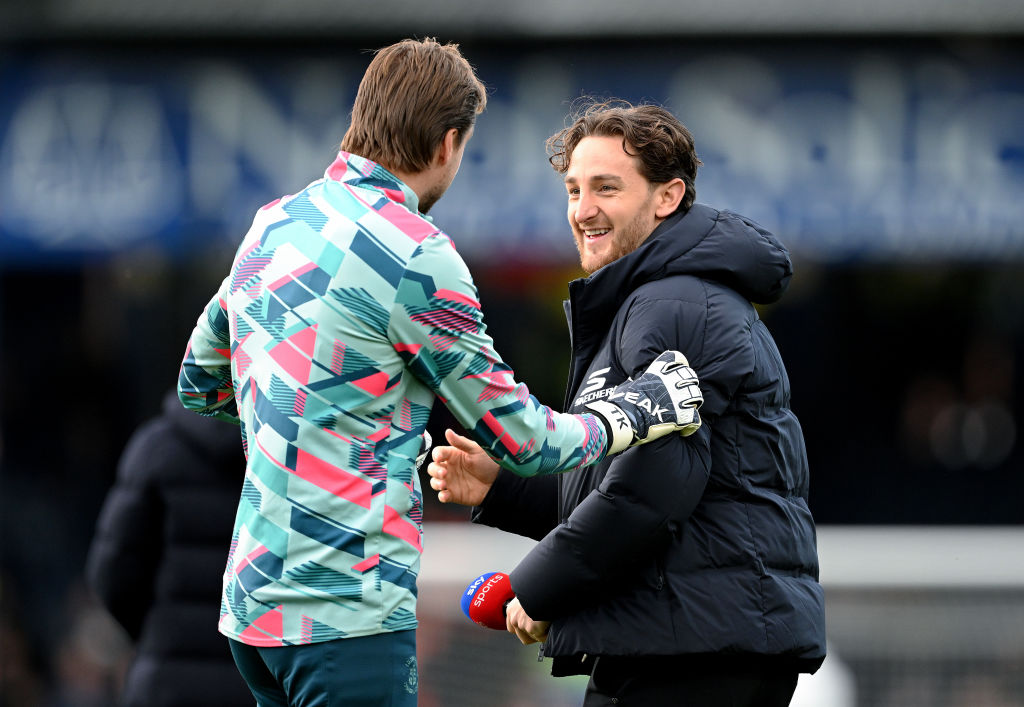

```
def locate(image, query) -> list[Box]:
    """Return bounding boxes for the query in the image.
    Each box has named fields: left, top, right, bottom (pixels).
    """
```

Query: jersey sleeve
left=177, top=275, right=240, bottom=423
left=389, top=233, right=608, bottom=476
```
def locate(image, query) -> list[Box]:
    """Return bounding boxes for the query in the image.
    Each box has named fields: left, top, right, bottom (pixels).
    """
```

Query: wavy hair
left=547, top=98, right=701, bottom=214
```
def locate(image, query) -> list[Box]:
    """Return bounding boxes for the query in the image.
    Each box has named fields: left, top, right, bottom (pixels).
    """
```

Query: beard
left=575, top=198, right=657, bottom=275
left=419, top=160, right=460, bottom=214
left=419, top=184, right=444, bottom=214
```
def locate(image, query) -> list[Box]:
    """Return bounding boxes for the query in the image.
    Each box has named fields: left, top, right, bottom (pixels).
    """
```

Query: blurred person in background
left=428, top=99, right=826, bottom=706
left=177, top=41, right=703, bottom=706
left=86, top=390, right=252, bottom=706
left=0, top=574, right=46, bottom=706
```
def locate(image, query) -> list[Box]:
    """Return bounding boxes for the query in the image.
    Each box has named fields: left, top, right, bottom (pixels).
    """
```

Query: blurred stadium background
left=2, top=1, right=1023, bottom=705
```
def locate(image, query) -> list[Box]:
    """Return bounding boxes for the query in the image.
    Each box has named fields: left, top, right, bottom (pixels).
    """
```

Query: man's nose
left=574, top=193, right=598, bottom=223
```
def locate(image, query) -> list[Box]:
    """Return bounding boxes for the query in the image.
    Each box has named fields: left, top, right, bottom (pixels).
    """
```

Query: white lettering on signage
left=1, top=53, right=1022, bottom=256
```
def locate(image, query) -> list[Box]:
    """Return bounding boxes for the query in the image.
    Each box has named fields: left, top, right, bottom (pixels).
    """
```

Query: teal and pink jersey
left=178, top=152, right=608, bottom=647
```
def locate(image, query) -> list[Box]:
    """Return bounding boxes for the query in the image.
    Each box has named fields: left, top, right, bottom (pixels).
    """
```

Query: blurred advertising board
left=1, top=39, right=1022, bottom=265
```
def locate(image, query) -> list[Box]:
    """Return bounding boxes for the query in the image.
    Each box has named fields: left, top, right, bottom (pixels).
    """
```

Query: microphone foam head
left=460, top=571, right=513, bottom=630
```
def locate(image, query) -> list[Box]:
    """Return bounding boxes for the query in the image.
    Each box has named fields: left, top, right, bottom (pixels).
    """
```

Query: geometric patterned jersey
left=178, top=152, right=609, bottom=647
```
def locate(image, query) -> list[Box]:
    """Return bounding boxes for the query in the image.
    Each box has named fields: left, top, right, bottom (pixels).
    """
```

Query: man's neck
left=391, top=166, right=443, bottom=214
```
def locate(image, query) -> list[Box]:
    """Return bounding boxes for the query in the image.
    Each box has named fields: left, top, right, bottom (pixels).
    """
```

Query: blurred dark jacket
left=86, top=391, right=252, bottom=706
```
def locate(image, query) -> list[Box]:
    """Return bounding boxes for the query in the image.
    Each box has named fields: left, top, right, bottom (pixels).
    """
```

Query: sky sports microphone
left=461, top=571, right=514, bottom=630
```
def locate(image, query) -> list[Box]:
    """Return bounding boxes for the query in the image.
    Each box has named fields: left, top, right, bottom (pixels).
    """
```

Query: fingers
left=431, top=429, right=482, bottom=465
left=514, top=628, right=538, bottom=645
left=506, top=616, right=537, bottom=645
left=505, top=599, right=543, bottom=645
left=427, top=429, right=494, bottom=507
left=430, top=431, right=466, bottom=463
left=426, top=459, right=444, bottom=483
left=663, top=352, right=688, bottom=370
left=426, top=463, right=450, bottom=503
left=656, top=349, right=689, bottom=371
left=511, top=623, right=543, bottom=644
left=532, top=621, right=550, bottom=643
left=444, top=427, right=478, bottom=452
left=505, top=599, right=521, bottom=639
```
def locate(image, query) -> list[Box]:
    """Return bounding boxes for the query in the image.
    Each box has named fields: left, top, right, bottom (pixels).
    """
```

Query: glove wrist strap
left=585, top=401, right=634, bottom=455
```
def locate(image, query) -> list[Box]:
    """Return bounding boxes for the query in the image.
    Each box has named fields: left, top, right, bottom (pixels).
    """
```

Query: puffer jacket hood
left=572, top=204, right=792, bottom=325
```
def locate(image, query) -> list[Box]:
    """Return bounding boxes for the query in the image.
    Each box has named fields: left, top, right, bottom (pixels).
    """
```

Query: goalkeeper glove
left=585, top=350, right=703, bottom=455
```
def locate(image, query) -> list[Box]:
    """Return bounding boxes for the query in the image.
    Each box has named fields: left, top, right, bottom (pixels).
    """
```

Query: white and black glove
left=416, top=430, right=433, bottom=469
left=585, top=351, right=703, bottom=455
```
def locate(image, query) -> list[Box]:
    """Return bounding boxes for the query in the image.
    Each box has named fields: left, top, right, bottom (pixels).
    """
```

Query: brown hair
left=547, top=98, right=702, bottom=214
left=341, top=38, right=487, bottom=174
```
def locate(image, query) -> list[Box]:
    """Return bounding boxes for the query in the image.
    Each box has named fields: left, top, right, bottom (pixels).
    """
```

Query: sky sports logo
left=470, top=573, right=508, bottom=608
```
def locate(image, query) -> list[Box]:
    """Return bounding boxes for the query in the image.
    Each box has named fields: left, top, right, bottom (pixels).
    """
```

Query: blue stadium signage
left=1, top=42, right=1022, bottom=264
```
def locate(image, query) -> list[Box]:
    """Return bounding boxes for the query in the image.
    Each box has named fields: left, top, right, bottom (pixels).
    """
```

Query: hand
left=585, top=350, right=703, bottom=454
left=427, top=429, right=500, bottom=506
left=505, top=597, right=550, bottom=645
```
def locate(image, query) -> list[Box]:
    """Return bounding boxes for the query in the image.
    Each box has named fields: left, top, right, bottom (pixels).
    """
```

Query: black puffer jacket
left=86, top=392, right=252, bottom=706
left=473, top=204, right=826, bottom=676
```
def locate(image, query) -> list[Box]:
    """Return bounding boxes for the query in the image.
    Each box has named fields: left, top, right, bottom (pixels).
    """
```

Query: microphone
left=461, top=571, right=514, bottom=630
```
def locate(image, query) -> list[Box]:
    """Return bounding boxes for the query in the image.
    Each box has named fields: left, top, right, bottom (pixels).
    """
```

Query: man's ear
left=655, top=178, right=686, bottom=218
left=434, top=128, right=460, bottom=167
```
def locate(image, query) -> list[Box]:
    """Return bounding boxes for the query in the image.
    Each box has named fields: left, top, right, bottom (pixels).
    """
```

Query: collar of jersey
left=324, top=151, right=433, bottom=222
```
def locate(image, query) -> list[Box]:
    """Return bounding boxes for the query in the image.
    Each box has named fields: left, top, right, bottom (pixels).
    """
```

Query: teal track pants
left=228, top=630, right=417, bottom=707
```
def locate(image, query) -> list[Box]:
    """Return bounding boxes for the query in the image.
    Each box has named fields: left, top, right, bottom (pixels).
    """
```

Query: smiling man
left=178, top=47, right=707, bottom=707
left=565, top=133, right=685, bottom=274
left=428, top=99, right=826, bottom=706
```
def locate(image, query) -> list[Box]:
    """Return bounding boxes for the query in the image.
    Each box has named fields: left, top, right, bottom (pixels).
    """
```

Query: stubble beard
left=419, top=185, right=443, bottom=214
left=576, top=200, right=657, bottom=275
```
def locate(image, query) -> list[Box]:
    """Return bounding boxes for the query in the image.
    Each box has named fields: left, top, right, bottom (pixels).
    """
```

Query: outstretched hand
left=427, top=428, right=500, bottom=506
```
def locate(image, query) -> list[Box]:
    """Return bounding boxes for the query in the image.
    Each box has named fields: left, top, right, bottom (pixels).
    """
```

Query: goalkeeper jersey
left=178, top=151, right=608, bottom=647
